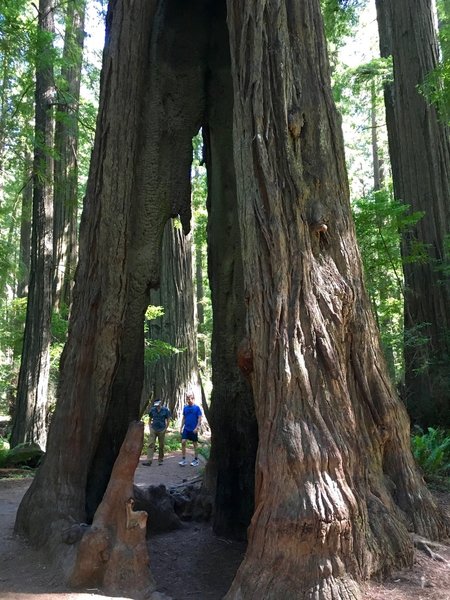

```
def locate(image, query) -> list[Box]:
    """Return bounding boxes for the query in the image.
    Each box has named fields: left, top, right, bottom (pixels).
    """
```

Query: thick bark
left=11, top=0, right=55, bottom=451
left=15, top=0, right=160, bottom=548
left=143, top=219, right=200, bottom=421
left=376, top=0, right=450, bottom=426
left=68, top=422, right=154, bottom=598
left=203, top=0, right=258, bottom=541
left=84, top=0, right=209, bottom=519
left=14, top=0, right=210, bottom=551
left=14, top=2, right=448, bottom=598
left=225, top=1, right=447, bottom=598
left=53, top=0, right=86, bottom=310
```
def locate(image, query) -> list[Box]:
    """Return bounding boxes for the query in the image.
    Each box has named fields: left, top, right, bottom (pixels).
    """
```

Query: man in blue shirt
left=179, top=392, right=202, bottom=467
left=143, top=399, right=171, bottom=466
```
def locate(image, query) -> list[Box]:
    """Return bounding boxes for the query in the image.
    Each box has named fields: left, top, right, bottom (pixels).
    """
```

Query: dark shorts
left=181, top=430, right=198, bottom=442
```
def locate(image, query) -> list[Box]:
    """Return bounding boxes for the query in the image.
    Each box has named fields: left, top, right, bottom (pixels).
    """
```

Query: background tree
left=53, top=0, right=87, bottom=310
left=10, top=0, right=56, bottom=450
left=143, top=219, right=200, bottom=420
left=375, top=0, right=450, bottom=426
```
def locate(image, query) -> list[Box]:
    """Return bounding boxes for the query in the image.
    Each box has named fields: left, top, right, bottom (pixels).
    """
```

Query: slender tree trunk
left=17, top=153, right=33, bottom=299
left=11, top=0, right=55, bottom=450
left=53, top=0, right=86, bottom=310
left=195, top=235, right=206, bottom=363
left=371, top=81, right=384, bottom=192
left=143, top=219, right=200, bottom=421
left=225, top=1, right=446, bottom=598
left=376, top=0, right=450, bottom=426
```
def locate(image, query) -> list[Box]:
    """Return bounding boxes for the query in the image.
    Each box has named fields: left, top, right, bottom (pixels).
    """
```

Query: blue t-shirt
left=149, top=406, right=171, bottom=432
left=182, top=404, right=202, bottom=432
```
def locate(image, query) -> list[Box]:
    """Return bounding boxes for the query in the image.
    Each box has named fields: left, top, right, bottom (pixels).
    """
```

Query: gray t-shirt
left=149, top=406, right=171, bottom=432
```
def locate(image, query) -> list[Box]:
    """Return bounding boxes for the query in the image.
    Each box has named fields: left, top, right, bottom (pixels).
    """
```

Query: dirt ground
left=1, top=451, right=449, bottom=600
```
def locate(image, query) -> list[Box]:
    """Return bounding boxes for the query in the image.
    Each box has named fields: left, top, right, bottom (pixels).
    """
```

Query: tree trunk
left=370, top=81, right=384, bottom=192
left=15, top=0, right=161, bottom=548
left=68, top=421, right=155, bottom=598
left=225, top=1, right=447, bottom=598
left=10, top=0, right=55, bottom=451
left=375, top=0, right=450, bottom=426
left=143, top=219, right=200, bottom=421
left=195, top=232, right=206, bottom=364
left=53, top=0, right=86, bottom=310
left=15, top=0, right=211, bottom=548
left=203, top=0, right=258, bottom=540
left=17, top=153, right=33, bottom=299
left=14, top=2, right=448, bottom=598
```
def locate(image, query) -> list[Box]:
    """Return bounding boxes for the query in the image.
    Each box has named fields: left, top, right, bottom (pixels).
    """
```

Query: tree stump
left=68, top=421, right=155, bottom=598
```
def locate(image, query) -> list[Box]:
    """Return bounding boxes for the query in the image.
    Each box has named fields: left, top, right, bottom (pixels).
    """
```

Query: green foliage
left=411, top=427, right=450, bottom=480
left=144, top=305, right=184, bottom=363
left=419, top=0, right=450, bottom=124
left=353, top=189, right=424, bottom=381
left=144, top=339, right=184, bottom=363
left=192, top=131, right=212, bottom=377
left=164, top=430, right=183, bottom=452
left=321, top=0, right=366, bottom=50
left=0, top=437, right=10, bottom=467
left=145, top=305, right=165, bottom=321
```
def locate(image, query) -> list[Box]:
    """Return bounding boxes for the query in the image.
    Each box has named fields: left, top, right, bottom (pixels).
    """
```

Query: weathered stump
left=68, top=421, right=155, bottom=598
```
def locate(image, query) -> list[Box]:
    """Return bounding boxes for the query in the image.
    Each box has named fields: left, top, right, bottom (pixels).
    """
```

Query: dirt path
left=1, top=454, right=450, bottom=599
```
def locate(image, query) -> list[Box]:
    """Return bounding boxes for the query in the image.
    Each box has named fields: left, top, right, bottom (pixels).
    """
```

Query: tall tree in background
left=144, top=219, right=199, bottom=420
left=16, top=155, right=33, bottom=299
left=53, top=0, right=87, bottom=310
left=14, top=2, right=446, bottom=598
left=376, top=0, right=450, bottom=426
left=11, top=0, right=56, bottom=450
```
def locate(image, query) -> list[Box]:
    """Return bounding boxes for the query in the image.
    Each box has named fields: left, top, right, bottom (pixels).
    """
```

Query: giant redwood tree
left=376, top=0, right=450, bottom=426
left=15, top=1, right=446, bottom=599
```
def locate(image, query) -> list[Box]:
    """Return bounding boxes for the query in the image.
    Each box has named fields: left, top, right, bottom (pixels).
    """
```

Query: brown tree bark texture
left=68, top=421, right=154, bottom=598
left=203, top=0, right=258, bottom=541
left=376, top=0, right=450, bottom=426
left=145, top=219, right=200, bottom=421
left=53, top=0, right=86, bottom=310
left=15, top=0, right=161, bottom=547
left=84, top=0, right=209, bottom=520
left=225, top=1, right=447, bottom=598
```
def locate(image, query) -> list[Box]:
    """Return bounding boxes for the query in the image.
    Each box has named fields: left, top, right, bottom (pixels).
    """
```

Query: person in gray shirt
left=143, top=399, right=171, bottom=466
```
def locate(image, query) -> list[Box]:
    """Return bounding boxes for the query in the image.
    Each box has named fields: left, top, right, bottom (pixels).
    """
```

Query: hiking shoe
left=190, top=458, right=199, bottom=467
left=179, top=458, right=187, bottom=466
left=158, top=460, right=163, bottom=466
left=142, top=462, right=152, bottom=466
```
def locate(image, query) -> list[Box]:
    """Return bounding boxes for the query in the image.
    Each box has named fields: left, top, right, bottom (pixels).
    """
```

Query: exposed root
left=412, top=533, right=449, bottom=563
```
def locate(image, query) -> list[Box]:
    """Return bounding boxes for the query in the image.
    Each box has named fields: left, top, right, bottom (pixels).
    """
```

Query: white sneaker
left=179, top=458, right=187, bottom=466
left=190, top=458, right=199, bottom=467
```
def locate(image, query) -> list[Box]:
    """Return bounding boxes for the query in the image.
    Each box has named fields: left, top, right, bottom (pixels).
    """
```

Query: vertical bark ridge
left=204, top=0, right=258, bottom=540
left=225, top=1, right=447, bottom=598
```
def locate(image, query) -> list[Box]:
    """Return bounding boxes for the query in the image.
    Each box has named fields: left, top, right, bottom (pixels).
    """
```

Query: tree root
left=412, top=533, right=449, bottom=563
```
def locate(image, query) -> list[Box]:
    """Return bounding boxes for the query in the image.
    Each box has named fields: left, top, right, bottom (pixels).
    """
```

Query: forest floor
left=0, top=451, right=449, bottom=600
